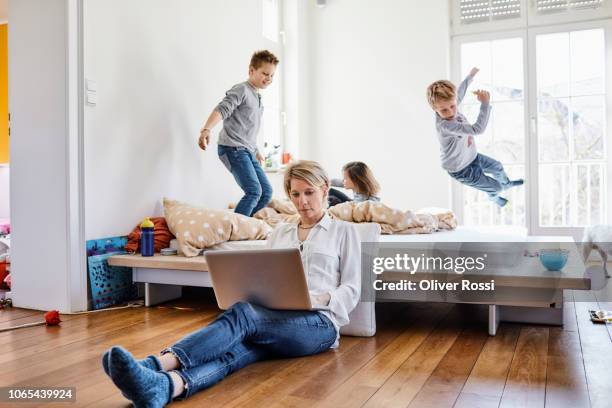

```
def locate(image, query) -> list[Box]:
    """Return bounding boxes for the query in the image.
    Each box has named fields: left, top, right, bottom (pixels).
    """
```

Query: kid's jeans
left=218, top=145, right=273, bottom=216
left=449, top=153, right=510, bottom=200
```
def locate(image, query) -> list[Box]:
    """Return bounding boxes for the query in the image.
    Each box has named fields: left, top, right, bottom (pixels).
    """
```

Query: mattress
left=180, top=225, right=529, bottom=254
left=208, top=239, right=268, bottom=251
left=379, top=226, right=528, bottom=243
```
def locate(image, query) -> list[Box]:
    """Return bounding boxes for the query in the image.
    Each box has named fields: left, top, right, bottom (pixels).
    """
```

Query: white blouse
left=267, top=212, right=361, bottom=345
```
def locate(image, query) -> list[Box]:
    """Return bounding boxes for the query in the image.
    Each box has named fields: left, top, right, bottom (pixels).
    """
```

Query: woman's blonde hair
left=343, top=161, right=380, bottom=197
left=284, top=160, right=330, bottom=204
left=426, top=80, right=456, bottom=108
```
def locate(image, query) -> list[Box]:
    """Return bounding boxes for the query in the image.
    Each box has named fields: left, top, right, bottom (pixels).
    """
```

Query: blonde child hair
left=343, top=161, right=380, bottom=198
left=426, top=80, right=456, bottom=108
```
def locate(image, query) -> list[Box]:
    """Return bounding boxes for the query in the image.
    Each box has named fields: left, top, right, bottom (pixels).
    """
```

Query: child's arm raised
left=456, top=67, right=479, bottom=105
left=439, top=96, right=491, bottom=137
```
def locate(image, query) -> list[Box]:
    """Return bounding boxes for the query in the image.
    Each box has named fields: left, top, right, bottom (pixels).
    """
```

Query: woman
left=102, top=160, right=361, bottom=407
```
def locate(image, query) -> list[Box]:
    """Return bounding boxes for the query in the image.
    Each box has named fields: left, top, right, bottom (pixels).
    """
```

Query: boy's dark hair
left=250, top=50, right=279, bottom=69
left=343, top=161, right=381, bottom=198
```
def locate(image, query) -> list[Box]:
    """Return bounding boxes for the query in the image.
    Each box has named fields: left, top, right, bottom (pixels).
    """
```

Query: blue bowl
left=539, top=249, right=569, bottom=271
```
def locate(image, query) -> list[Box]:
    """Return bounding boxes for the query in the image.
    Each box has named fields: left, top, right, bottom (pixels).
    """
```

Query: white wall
left=84, top=0, right=276, bottom=240
left=0, top=166, right=8, bottom=218
left=9, top=0, right=84, bottom=312
left=0, top=0, right=7, bottom=22
left=304, top=0, right=452, bottom=210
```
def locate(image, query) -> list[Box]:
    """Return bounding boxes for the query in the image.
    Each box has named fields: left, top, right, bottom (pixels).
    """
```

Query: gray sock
left=102, top=350, right=162, bottom=376
left=106, top=346, right=173, bottom=408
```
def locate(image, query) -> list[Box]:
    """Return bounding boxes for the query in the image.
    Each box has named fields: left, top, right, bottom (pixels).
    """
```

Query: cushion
left=163, top=198, right=271, bottom=257
left=339, top=222, right=380, bottom=337
left=125, top=217, right=173, bottom=254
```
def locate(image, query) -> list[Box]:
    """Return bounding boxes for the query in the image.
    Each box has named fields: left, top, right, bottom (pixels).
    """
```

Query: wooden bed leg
left=488, top=304, right=500, bottom=336
left=144, top=283, right=182, bottom=306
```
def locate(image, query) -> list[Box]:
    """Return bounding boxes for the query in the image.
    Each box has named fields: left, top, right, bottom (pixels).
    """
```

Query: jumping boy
left=427, top=67, right=523, bottom=207
left=198, top=50, right=279, bottom=216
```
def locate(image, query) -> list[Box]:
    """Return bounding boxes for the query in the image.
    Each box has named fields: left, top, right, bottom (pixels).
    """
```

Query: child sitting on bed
left=427, top=67, right=523, bottom=207
left=329, top=161, right=381, bottom=206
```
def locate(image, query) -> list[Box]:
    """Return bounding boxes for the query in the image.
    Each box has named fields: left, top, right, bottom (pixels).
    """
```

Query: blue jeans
left=218, top=145, right=273, bottom=216
left=163, top=302, right=337, bottom=398
left=449, top=153, right=510, bottom=199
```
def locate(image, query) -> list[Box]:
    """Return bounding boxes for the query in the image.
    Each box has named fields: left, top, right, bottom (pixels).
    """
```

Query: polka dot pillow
left=164, top=198, right=271, bottom=257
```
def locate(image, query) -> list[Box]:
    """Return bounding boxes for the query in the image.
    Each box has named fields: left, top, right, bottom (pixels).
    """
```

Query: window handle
left=530, top=117, right=537, bottom=135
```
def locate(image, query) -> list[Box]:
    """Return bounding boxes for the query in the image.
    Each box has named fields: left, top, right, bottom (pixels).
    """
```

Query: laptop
left=205, top=248, right=329, bottom=311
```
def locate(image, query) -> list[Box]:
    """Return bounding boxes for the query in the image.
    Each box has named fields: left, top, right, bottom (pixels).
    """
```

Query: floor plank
left=359, top=307, right=461, bottom=408
left=318, top=309, right=450, bottom=407
left=0, top=289, right=609, bottom=408
left=498, top=326, right=549, bottom=408
left=406, top=325, right=489, bottom=408
left=455, top=324, right=520, bottom=407
left=574, top=290, right=612, bottom=408
left=545, top=327, right=590, bottom=408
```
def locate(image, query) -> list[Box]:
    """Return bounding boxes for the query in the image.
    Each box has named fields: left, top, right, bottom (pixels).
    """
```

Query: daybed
left=108, top=226, right=594, bottom=336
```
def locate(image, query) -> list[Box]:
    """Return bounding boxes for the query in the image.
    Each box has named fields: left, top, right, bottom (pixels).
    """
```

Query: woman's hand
left=311, top=292, right=331, bottom=306
left=470, top=67, right=480, bottom=76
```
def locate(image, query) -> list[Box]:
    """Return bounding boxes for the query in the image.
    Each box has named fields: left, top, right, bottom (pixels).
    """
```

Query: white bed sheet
left=379, top=226, right=528, bottom=243
left=208, top=240, right=268, bottom=251
left=210, top=226, right=528, bottom=247
left=180, top=225, right=528, bottom=254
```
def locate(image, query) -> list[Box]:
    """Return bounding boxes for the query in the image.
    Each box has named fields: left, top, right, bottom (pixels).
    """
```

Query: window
left=458, top=36, right=527, bottom=226
left=453, top=0, right=612, bottom=237
left=536, top=0, right=604, bottom=15
left=452, top=0, right=612, bottom=35
left=261, top=0, right=284, bottom=162
left=262, top=0, right=279, bottom=42
left=536, top=29, right=607, bottom=227
left=459, top=0, right=522, bottom=24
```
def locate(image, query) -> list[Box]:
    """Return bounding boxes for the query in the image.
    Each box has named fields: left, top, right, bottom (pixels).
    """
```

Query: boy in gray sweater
left=198, top=51, right=279, bottom=216
left=427, top=68, right=523, bottom=207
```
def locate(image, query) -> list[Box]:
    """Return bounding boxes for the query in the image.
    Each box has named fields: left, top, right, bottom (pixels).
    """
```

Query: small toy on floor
left=589, top=310, right=612, bottom=324
left=0, top=297, right=12, bottom=309
left=0, top=310, right=61, bottom=332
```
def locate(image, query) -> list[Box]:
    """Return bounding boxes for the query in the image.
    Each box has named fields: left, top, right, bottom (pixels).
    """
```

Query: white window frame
left=261, top=0, right=286, bottom=157
left=527, top=19, right=612, bottom=240
left=528, top=0, right=612, bottom=27
left=451, top=29, right=531, bottom=228
left=451, top=0, right=529, bottom=36
left=452, top=19, right=612, bottom=241
left=451, top=0, right=612, bottom=36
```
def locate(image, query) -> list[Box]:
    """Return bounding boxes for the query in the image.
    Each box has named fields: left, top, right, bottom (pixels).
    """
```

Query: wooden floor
left=1, top=286, right=611, bottom=408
